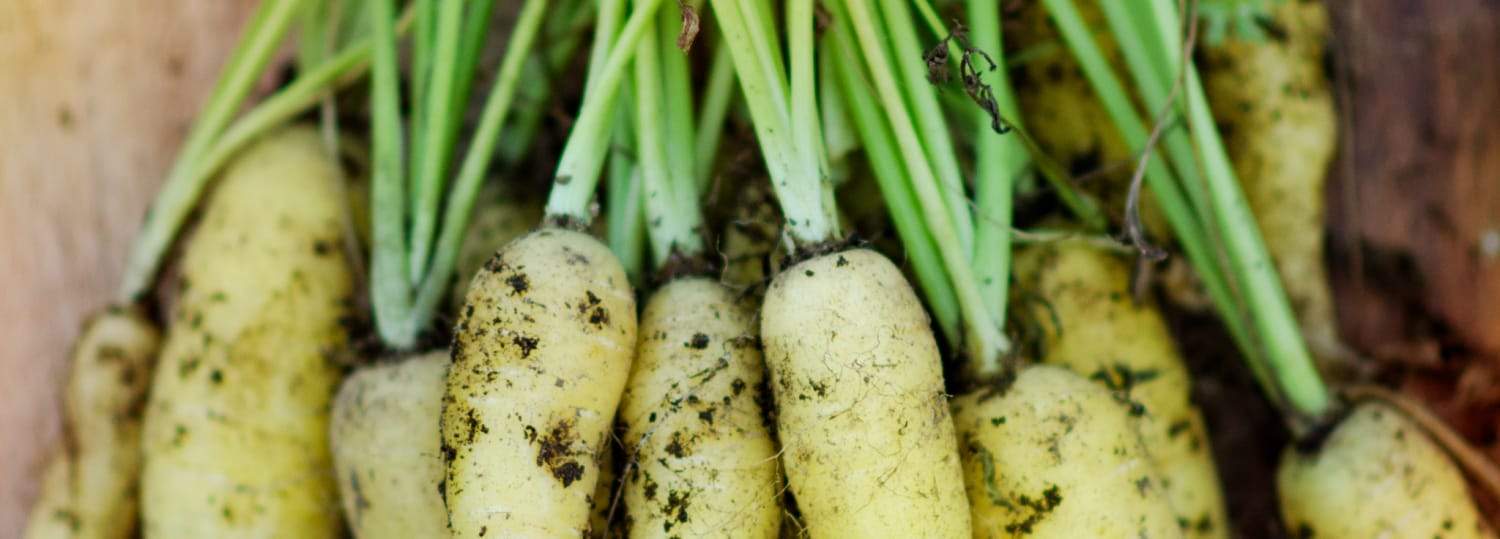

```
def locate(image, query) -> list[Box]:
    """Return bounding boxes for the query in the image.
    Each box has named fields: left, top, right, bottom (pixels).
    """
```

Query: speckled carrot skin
left=140, top=127, right=353, bottom=538
left=760, top=249, right=971, bottom=538
left=441, top=228, right=636, bottom=538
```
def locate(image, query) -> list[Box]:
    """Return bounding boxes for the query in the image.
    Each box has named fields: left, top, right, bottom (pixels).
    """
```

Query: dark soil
left=1166, top=306, right=1293, bottom=538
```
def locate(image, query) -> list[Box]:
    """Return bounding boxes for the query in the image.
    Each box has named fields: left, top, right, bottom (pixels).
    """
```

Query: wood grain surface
left=1327, top=0, right=1500, bottom=361
left=0, top=1, right=257, bottom=533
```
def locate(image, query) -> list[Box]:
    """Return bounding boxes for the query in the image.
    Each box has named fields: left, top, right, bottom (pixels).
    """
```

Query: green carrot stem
left=193, top=43, right=376, bottom=202
left=408, top=0, right=436, bottom=211
left=333, top=0, right=373, bottom=48
left=298, top=0, right=332, bottom=69
left=502, top=0, right=598, bottom=165
left=545, top=0, right=669, bottom=224
left=1104, top=0, right=1331, bottom=421
left=819, top=52, right=859, bottom=182
left=788, top=0, right=822, bottom=176
left=789, top=0, right=842, bottom=235
left=875, top=0, right=974, bottom=254
left=837, top=0, right=1007, bottom=375
left=658, top=5, right=703, bottom=239
left=406, top=0, right=470, bottom=281
left=1131, top=2, right=1216, bottom=218
left=405, top=0, right=548, bottom=340
left=607, top=154, right=648, bottom=284
left=693, top=40, right=737, bottom=187
left=1156, top=1, right=1330, bottom=420
left=634, top=17, right=704, bottom=266
left=449, top=0, right=499, bottom=134
left=911, top=0, right=948, bottom=44
left=707, top=0, right=837, bottom=246
left=606, top=100, right=647, bottom=283
left=296, top=0, right=367, bottom=80
left=585, top=0, right=627, bottom=94
left=599, top=1, right=643, bottom=279
left=368, top=0, right=412, bottom=346
left=912, top=5, right=1107, bottom=233
left=1040, top=0, right=1271, bottom=395
left=368, top=0, right=544, bottom=348
left=750, top=0, right=786, bottom=80
left=826, top=21, right=961, bottom=346
left=659, top=3, right=697, bottom=182
left=406, top=0, right=497, bottom=279
left=965, top=0, right=1029, bottom=334
left=117, top=0, right=308, bottom=301
left=1093, top=0, right=1209, bottom=214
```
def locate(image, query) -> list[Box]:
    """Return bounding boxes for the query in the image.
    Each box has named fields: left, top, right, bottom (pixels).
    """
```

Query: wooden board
left=1325, top=0, right=1500, bottom=451
left=0, top=0, right=256, bottom=533
left=1327, top=0, right=1500, bottom=361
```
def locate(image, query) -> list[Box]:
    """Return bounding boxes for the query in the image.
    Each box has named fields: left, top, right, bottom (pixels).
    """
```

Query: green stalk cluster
left=1046, top=0, right=1332, bottom=424
left=824, top=0, right=1020, bottom=381
left=633, top=6, right=708, bottom=267
left=544, top=0, right=670, bottom=225
left=962, top=0, right=1028, bottom=356
left=367, top=0, right=546, bottom=349
left=825, top=24, right=960, bottom=345
left=557, top=0, right=673, bottom=281
left=1039, top=0, right=1264, bottom=388
left=708, top=0, right=840, bottom=247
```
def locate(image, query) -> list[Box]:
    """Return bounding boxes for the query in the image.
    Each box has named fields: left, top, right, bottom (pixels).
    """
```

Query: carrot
left=139, top=127, right=353, bottom=537
left=615, top=10, right=782, bottom=536
left=1277, top=402, right=1494, bottom=538
left=620, top=279, right=781, bottom=536
left=761, top=249, right=972, bottom=536
left=331, top=352, right=449, bottom=538
left=825, top=0, right=1189, bottom=535
left=1015, top=240, right=1227, bottom=535
left=953, top=366, right=1181, bottom=538
left=433, top=0, right=660, bottom=534
left=24, top=307, right=159, bottom=539
left=442, top=228, right=637, bottom=536
left=708, top=0, right=976, bottom=534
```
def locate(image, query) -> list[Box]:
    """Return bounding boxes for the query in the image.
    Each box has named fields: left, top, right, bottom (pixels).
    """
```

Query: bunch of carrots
left=25, top=0, right=1499, bottom=538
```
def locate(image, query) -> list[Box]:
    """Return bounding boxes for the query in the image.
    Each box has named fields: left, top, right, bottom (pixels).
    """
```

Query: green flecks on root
left=1177, top=514, right=1215, bottom=534
left=968, top=441, right=1006, bottom=508
left=1003, top=485, right=1064, bottom=535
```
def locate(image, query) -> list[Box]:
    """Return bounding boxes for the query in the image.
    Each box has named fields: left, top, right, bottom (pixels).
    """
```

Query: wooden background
left=1, top=0, right=1497, bottom=536
left=1325, top=0, right=1500, bottom=448
left=0, top=0, right=258, bottom=532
